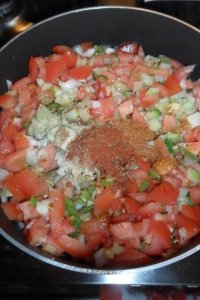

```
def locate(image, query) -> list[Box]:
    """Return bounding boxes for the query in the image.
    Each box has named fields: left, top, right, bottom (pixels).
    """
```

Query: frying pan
left=0, top=6, right=200, bottom=275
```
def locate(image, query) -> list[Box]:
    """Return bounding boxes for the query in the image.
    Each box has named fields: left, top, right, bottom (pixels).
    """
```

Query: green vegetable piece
left=140, top=240, right=148, bottom=250
left=93, top=72, right=107, bottom=81
left=95, top=45, right=105, bottom=55
left=165, top=138, right=174, bottom=154
left=22, top=121, right=31, bottom=129
left=139, top=180, right=149, bottom=192
left=122, top=89, right=132, bottom=97
left=100, top=177, right=113, bottom=188
left=148, top=169, right=161, bottom=180
left=184, top=149, right=197, bottom=160
left=187, top=168, right=200, bottom=183
left=46, top=102, right=62, bottom=112
left=159, top=56, right=171, bottom=64
left=30, top=196, right=38, bottom=207
left=72, top=214, right=81, bottom=230
left=65, top=198, right=76, bottom=216
left=80, top=189, right=91, bottom=203
left=185, top=192, right=195, bottom=207
left=68, top=231, right=78, bottom=238
left=167, top=132, right=180, bottom=143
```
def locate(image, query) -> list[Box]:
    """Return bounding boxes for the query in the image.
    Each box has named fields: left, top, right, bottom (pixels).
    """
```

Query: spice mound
left=67, top=120, right=158, bottom=180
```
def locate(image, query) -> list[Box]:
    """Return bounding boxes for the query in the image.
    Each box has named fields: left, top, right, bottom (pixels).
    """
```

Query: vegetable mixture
left=0, top=41, right=200, bottom=267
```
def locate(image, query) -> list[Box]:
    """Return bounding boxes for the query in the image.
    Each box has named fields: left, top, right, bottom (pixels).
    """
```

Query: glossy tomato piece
left=0, top=94, right=17, bottom=109
left=93, top=186, right=116, bottom=216
left=164, top=74, right=182, bottom=96
left=180, top=204, right=200, bottom=226
left=57, top=234, right=92, bottom=258
left=176, top=213, right=200, bottom=240
left=4, top=149, right=27, bottom=172
left=27, top=216, right=50, bottom=246
left=90, top=97, right=115, bottom=120
left=124, top=197, right=141, bottom=215
left=109, top=248, right=152, bottom=267
left=147, top=181, right=179, bottom=204
left=1, top=200, right=23, bottom=221
left=42, top=232, right=65, bottom=256
left=189, top=186, right=200, bottom=204
left=69, top=66, right=91, bottom=80
left=13, top=131, right=29, bottom=150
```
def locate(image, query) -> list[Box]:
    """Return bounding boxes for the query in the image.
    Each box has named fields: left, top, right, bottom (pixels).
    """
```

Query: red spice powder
left=67, top=120, right=158, bottom=180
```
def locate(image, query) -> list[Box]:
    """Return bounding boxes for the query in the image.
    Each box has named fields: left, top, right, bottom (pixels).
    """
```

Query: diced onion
left=0, top=169, right=10, bottom=181
left=186, top=112, right=200, bottom=128
left=36, top=199, right=52, bottom=217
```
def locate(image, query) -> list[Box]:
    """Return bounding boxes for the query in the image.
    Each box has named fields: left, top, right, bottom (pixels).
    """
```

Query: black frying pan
left=0, top=6, right=200, bottom=274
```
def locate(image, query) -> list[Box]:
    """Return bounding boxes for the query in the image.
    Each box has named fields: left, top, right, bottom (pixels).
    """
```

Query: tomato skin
left=2, top=123, right=18, bottom=141
left=147, top=181, right=179, bottom=204
left=0, top=94, right=17, bottom=109
left=69, top=66, right=91, bottom=80
left=110, top=222, right=137, bottom=240
left=52, top=45, right=77, bottom=68
left=42, top=232, right=65, bottom=256
left=45, top=62, right=67, bottom=83
left=176, top=213, right=200, bottom=240
left=13, top=131, right=29, bottom=150
left=0, top=136, right=15, bottom=154
left=124, top=179, right=138, bottom=194
left=82, top=215, right=108, bottom=249
left=18, top=200, right=39, bottom=221
left=180, top=205, right=200, bottom=226
left=90, top=97, right=115, bottom=120
left=144, top=220, right=171, bottom=256
left=189, top=186, right=200, bottom=204
left=93, top=186, right=116, bottom=216
left=57, top=234, right=92, bottom=258
left=124, top=197, right=141, bottom=215
left=1, top=200, right=23, bottom=221
left=29, top=56, right=39, bottom=82
left=4, top=169, right=47, bottom=202
left=109, top=248, right=152, bottom=267
left=162, top=115, right=177, bottom=131
left=164, top=74, right=182, bottom=96
left=27, top=217, right=50, bottom=246
left=4, top=149, right=27, bottom=173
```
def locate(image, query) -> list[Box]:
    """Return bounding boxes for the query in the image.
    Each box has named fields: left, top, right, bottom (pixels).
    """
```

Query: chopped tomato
left=139, top=202, right=165, bottom=218
left=0, top=94, right=17, bottom=109
left=180, top=204, right=200, bottom=226
left=82, top=215, right=108, bottom=242
left=27, top=217, right=50, bottom=246
left=147, top=181, right=179, bottom=204
left=18, top=201, right=39, bottom=221
left=93, top=186, right=115, bottom=216
left=132, top=107, right=147, bottom=126
left=189, top=186, right=200, bottom=204
left=90, top=97, right=115, bottom=119
left=154, top=137, right=170, bottom=158
left=124, top=197, right=141, bottom=215
left=4, top=149, right=27, bottom=172
left=52, top=45, right=77, bottom=68
left=109, top=248, right=152, bottom=267
left=0, top=136, right=15, bottom=154
left=140, top=88, right=159, bottom=108
left=80, top=41, right=93, bottom=52
left=2, top=123, right=18, bottom=141
left=0, top=109, right=12, bottom=131
left=124, top=179, right=138, bottom=194
left=162, top=115, right=177, bottom=131
left=69, top=66, right=91, bottom=80
left=176, top=213, right=200, bottom=240
left=37, top=144, right=56, bottom=172
left=164, top=74, right=182, bottom=96
left=45, top=61, right=67, bottom=83
left=4, top=169, right=47, bottom=201
left=57, top=234, right=92, bottom=258
left=13, top=131, right=29, bottom=150
left=116, top=99, right=134, bottom=117
left=29, top=56, right=39, bottom=82
left=42, top=232, right=65, bottom=256
left=110, top=222, right=137, bottom=240
left=144, top=220, right=171, bottom=256
left=1, top=200, right=23, bottom=221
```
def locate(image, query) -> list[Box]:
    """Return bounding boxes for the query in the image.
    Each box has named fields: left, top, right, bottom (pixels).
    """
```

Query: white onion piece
left=91, top=100, right=101, bottom=109
left=0, top=169, right=10, bottom=181
left=83, top=48, right=95, bottom=58
left=36, top=199, right=52, bottom=218
left=186, top=112, right=200, bottom=128
left=105, top=47, right=115, bottom=54
left=177, top=187, right=189, bottom=205
left=59, top=79, right=82, bottom=91
left=94, top=248, right=108, bottom=267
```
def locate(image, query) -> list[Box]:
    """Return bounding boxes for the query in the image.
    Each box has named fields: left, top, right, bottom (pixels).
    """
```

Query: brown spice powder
left=67, top=120, right=159, bottom=180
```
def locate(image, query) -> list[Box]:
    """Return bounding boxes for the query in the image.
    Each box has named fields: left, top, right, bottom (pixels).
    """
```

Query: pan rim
left=0, top=5, right=200, bottom=275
